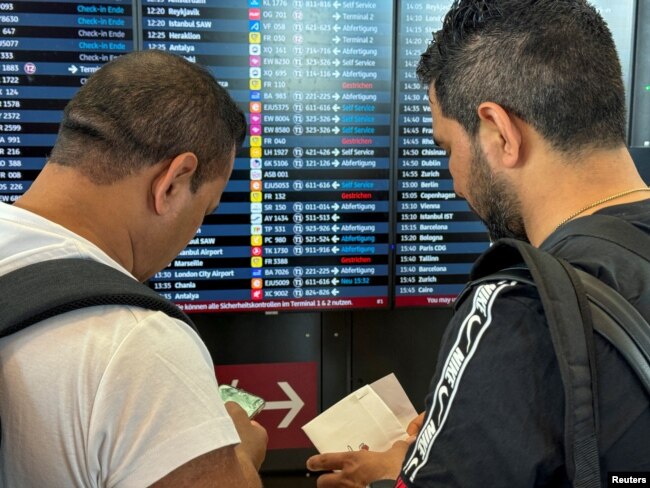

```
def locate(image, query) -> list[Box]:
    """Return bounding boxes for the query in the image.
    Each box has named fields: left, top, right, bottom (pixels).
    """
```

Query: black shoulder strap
left=514, top=241, right=602, bottom=488
left=474, top=267, right=650, bottom=393
left=0, top=258, right=196, bottom=338
left=574, top=269, right=650, bottom=391
left=463, top=239, right=602, bottom=488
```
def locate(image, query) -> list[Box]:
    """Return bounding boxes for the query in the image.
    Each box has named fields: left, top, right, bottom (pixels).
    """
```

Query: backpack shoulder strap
left=462, top=239, right=602, bottom=488
left=473, top=266, right=650, bottom=393
left=574, top=269, right=650, bottom=392
left=0, top=258, right=196, bottom=338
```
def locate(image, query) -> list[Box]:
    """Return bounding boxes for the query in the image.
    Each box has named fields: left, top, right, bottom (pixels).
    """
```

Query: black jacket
left=398, top=200, right=650, bottom=487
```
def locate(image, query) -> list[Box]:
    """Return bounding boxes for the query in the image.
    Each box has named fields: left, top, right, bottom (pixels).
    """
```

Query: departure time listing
left=0, top=0, right=133, bottom=202
left=394, top=0, right=489, bottom=307
left=144, top=0, right=393, bottom=313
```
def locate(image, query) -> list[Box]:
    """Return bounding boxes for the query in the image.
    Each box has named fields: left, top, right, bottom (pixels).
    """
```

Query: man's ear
left=151, top=152, right=198, bottom=216
left=476, top=102, right=523, bottom=169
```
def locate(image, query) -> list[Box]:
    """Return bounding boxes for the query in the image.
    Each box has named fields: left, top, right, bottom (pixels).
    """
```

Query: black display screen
left=0, top=0, right=642, bottom=312
left=393, top=0, right=489, bottom=307
left=0, top=0, right=133, bottom=203
left=141, top=1, right=393, bottom=312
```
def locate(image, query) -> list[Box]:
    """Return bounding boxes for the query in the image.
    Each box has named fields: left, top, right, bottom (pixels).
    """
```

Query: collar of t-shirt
left=0, top=201, right=135, bottom=280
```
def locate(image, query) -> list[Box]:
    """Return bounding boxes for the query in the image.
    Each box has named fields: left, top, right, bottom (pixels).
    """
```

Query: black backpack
left=0, top=258, right=196, bottom=335
left=455, top=215, right=650, bottom=488
left=0, top=258, right=197, bottom=446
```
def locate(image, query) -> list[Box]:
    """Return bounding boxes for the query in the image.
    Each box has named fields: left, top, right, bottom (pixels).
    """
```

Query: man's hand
left=225, top=402, right=268, bottom=470
left=306, top=440, right=411, bottom=488
left=407, top=412, right=425, bottom=437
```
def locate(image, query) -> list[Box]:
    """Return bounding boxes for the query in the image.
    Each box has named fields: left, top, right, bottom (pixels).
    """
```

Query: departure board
left=391, top=0, right=640, bottom=308
left=393, top=0, right=489, bottom=307
left=143, top=1, right=394, bottom=313
left=0, top=0, right=133, bottom=203
left=2, top=0, right=645, bottom=313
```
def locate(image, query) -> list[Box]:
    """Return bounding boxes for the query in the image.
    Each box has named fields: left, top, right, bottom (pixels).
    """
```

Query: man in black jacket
left=307, top=0, right=650, bottom=485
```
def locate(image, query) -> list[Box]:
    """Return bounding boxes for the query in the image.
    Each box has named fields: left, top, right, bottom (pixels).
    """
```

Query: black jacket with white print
left=399, top=200, right=650, bottom=487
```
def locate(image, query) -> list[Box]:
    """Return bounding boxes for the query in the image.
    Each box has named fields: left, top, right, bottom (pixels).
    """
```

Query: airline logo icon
left=251, top=268, right=263, bottom=277
left=251, top=213, right=262, bottom=224
left=249, top=67, right=261, bottom=78
left=251, top=278, right=263, bottom=289
left=249, top=44, right=261, bottom=55
left=251, top=246, right=263, bottom=257
left=250, top=147, right=262, bottom=158
left=250, top=202, right=262, bottom=213
left=250, top=158, right=262, bottom=169
left=251, top=289, right=264, bottom=301
left=250, top=180, right=262, bottom=191
left=249, top=55, right=261, bottom=67
left=251, top=235, right=263, bottom=246
left=249, top=102, right=262, bottom=113
left=249, top=135, right=262, bottom=147
left=249, top=32, right=261, bottom=43
left=250, top=191, right=262, bottom=202
left=249, top=91, right=261, bottom=101
left=250, top=225, right=263, bottom=235
left=250, top=113, right=262, bottom=124
left=251, top=256, right=263, bottom=267
left=249, top=8, right=260, bottom=20
left=249, top=79, right=262, bottom=90
left=250, top=169, right=262, bottom=180
left=250, top=125, right=262, bottom=136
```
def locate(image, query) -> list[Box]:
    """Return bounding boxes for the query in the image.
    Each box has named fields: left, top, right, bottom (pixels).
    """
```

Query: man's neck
left=14, top=164, right=137, bottom=275
left=522, top=146, right=647, bottom=247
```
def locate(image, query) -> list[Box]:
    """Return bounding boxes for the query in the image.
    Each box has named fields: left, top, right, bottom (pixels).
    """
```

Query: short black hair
left=417, top=0, right=627, bottom=153
left=50, top=50, right=246, bottom=191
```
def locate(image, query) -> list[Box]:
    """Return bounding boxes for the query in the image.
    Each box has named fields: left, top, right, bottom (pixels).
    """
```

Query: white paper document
left=302, top=373, right=417, bottom=453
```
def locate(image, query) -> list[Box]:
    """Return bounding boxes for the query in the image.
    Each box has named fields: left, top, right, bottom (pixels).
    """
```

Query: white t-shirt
left=0, top=202, right=240, bottom=487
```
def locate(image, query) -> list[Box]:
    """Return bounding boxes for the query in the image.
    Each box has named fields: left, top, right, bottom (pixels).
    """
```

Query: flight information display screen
left=142, top=0, right=394, bottom=312
left=393, top=0, right=489, bottom=307
left=0, top=0, right=133, bottom=204
left=1, top=0, right=644, bottom=313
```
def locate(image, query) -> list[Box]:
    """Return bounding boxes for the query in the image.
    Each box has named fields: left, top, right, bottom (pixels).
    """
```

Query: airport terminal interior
left=1, top=0, right=649, bottom=485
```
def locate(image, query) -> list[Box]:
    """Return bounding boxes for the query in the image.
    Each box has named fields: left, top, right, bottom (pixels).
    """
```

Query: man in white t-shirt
left=0, top=50, right=267, bottom=487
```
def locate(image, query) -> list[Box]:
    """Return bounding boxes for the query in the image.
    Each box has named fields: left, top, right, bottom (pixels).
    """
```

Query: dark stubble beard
left=467, top=141, right=529, bottom=243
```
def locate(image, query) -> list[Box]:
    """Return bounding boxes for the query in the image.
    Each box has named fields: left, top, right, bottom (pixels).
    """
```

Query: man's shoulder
left=543, top=207, right=650, bottom=313
left=453, top=275, right=543, bottom=325
left=545, top=200, right=650, bottom=256
left=443, top=279, right=549, bottom=368
left=69, top=304, right=198, bottom=347
left=597, top=198, right=650, bottom=225
left=0, top=202, right=132, bottom=277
